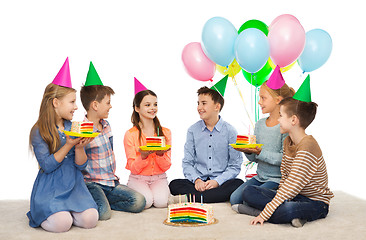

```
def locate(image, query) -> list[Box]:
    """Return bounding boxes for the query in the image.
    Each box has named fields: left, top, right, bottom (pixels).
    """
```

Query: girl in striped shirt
left=239, top=97, right=333, bottom=227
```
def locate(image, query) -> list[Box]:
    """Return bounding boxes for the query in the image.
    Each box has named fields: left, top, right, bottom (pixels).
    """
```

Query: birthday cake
left=146, top=136, right=166, bottom=147
left=236, top=135, right=256, bottom=145
left=71, top=121, right=94, bottom=134
left=167, top=202, right=214, bottom=224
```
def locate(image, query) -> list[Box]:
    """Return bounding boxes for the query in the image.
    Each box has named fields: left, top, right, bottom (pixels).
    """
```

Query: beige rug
left=1, top=191, right=365, bottom=240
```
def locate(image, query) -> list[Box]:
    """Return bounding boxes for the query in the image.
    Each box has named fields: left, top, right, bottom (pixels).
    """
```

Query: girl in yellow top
left=123, top=90, right=172, bottom=209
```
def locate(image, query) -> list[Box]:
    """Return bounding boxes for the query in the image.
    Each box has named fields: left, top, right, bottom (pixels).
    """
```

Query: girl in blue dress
left=27, top=82, right=98, bottom=232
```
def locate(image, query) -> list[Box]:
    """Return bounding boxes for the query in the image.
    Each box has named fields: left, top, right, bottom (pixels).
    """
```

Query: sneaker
left=291, top=218, right=307, bottom=228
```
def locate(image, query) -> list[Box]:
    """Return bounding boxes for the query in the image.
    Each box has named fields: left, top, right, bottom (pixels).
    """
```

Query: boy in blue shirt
left=169, top=87, right=243, bottom=203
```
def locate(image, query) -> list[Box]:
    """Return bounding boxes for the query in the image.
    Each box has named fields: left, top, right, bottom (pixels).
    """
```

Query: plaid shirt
left=83, top=118, right=119, bottom=187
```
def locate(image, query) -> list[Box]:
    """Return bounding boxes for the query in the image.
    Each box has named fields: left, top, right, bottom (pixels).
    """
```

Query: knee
left=98, top=207, right=111, bottom=221
left=131, top=192, right=146, bottom=213
left=42, top=212, right=73, bottom=233
left=153, top=197, right=168, bottom=208
left=242, top=185, right=258, bottom=202
left=80, top=209, right=99, bottom=229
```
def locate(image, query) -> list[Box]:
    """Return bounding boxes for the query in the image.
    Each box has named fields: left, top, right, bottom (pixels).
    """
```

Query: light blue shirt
left=182, top=117, right=243, bottom=186
left=245, top=117, right=287, bottom=183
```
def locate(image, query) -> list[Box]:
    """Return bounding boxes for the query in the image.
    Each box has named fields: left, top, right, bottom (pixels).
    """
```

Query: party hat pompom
left=266, top=65, right=285, bottom=90
left=52, top=57, right=72, bottom=88
left=210, top=75, right=228, bottom=97
left=134, top=77, right=148, bottom=95
left=85, top=61, right=103, bottom=86
left=293, top=74, right=311, bottom=102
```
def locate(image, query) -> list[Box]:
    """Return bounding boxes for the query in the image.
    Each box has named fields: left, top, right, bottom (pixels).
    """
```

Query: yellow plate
left=139, top=145, right=171, bottom=151
left=63, top=130, right=100, bottom=138
left=229, top=144, right=263, bottom=149
left=163, top=218, right=218, bottom=227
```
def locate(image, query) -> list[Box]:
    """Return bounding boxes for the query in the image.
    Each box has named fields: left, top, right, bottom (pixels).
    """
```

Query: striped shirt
left=83, top=118, right=119, bottom=187
left=259, top=135, right=334, bottom=221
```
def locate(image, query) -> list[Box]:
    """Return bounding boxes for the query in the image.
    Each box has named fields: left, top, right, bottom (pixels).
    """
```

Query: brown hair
left=80, top=85, right=115, bottom=111
left=30, top=83, right=76, bottom=154
left=132, top=90, right=165, bottom=144
left=197, top=86, right=224, bottom=111
left=261, top=80, right=295, bottom=100
left=279, top=97, right=318, bottom=129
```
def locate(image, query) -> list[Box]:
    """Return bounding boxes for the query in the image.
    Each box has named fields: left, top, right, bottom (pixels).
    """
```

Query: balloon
left=235, top=28, right=270, bottom=73
left=298, top=29, right=332, bottom=72
left=216, top=59, right=241, bottom=78
left=202, top=17, right=238, bottom=67
left=269, top=14, right=300, bottom=31
left=242, top=60, right=272, bottom=87
left=238, top=19, right=269, bottom=36
left=181, top=42, right=216, bottom=81
left=268, top=15, right=305, bottom=67
left=268, top=58, right=296, bottom=73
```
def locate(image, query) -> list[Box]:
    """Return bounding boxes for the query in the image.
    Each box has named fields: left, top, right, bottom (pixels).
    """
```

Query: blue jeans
left=242, top=185, right=329, bottom=224
left=86, top=182, right=146, bottom=220
left=230, top=178, right=279, bottom=205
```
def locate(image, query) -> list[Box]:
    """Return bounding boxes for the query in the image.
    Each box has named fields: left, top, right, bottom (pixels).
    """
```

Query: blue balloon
left=298, top=29, right=332, bottom=72
left=202, top=17, right=238, bottom=67
left=234, top=28, right=270, bottom=73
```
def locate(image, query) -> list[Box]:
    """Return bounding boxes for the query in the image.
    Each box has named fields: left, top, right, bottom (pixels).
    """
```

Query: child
left=169, top=86, right=243, bottom=203
left=239, top=77, right=334, bottom=227
left=124, top=89, right=171, bottom=208
left=80, top=62, right=146, bottom=220
left=230, top=69, right=295, bottom=207
left=27, top=58, right=98, bottom=232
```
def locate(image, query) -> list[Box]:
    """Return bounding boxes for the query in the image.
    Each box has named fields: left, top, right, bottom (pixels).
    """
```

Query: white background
left=1, top=0, right=365, bottom=200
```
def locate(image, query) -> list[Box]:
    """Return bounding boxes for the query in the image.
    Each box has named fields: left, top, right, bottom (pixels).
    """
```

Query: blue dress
left=27, top=120, right=97, bottom=227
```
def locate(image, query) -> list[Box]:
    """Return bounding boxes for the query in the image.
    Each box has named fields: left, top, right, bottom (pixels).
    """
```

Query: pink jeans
left=127, top=173, right=170, bottom=208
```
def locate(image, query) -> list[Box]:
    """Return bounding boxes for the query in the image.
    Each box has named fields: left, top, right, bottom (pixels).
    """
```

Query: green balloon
left=238, top=19, right=269, bottom=36
left=242, top=60, right=272, bottom=87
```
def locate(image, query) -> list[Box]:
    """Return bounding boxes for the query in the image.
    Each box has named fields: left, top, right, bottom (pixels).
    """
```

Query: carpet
left=0, top=191, right=365, bottom=240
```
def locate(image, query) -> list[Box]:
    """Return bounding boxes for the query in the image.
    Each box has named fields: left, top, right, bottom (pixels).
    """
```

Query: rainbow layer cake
left=236, top=135, right=256, bottom=145
left=167, top=202, right=214, bottom=224
left=146, top=136, right=166, bottom=147
left=71, top=121, right=94, bottom=134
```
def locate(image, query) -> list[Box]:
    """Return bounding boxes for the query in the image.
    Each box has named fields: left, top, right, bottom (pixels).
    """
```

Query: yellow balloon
left=268, top=58, right=296, bottom=73
left=217, top=59, right=241, bottom=77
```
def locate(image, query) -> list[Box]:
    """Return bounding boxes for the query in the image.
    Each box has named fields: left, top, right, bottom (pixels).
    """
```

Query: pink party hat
left=266, top=65, right=285, bottom=90
left=52, top=57, right=72, bottom=88
left=134, top=77, right=148, bottom=95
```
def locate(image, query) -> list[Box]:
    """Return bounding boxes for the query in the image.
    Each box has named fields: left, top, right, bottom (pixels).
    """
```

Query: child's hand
left=250, top=215, right=264, bottom=226
left=75, top=137, right=94, bottom=149
left=205, top=180, right=219, bottom=190
left=65, top=135, right=82, bottom=147
left=194, top=178, right=206, bottom=192
left=139, top=148, right=154, bottom=159
left=155, top=147, right=171, bottom=156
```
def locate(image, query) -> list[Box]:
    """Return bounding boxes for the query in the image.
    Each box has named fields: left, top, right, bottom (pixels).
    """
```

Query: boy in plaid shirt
left=80, top=62, right=146, bottom=220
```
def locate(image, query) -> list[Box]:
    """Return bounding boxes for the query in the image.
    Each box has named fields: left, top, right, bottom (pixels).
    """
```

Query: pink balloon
left=268, top=17, right=305, bottom=68
left=269, top=14, right=300, bottom=31
left=182, top=42, right=216, bottom=81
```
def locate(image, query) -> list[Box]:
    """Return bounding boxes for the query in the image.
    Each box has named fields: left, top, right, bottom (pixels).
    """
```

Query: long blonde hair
left=29, top=83, right=76, bottom=154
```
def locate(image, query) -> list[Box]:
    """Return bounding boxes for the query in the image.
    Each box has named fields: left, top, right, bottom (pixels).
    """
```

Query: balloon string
left=231, top=75, right=255, bottom=129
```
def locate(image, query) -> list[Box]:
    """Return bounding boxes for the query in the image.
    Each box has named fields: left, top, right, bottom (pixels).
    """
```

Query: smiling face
left=53, top=91, right=78, bottom=121
left=278, top=105, right=293, bottom=134
left=135, top=94, right=158, bottom=121
left=197, top=94, right=220, bottom=122
left=258, top=86, right=280, bottom=115
left=96, top=94, right=112, bottom=119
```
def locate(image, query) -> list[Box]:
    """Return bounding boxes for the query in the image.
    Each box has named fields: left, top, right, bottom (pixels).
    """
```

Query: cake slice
left=71, top=121, right=94, bottom=134
left=236, top=135, right=256, bottom=145
left=146, top=136, right=166, bottom=147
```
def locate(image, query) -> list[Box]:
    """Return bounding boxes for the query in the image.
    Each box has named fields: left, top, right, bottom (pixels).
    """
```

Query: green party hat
left=211, top=75, right=228, bottom=97
left=293, top=74, right=311, bottom=102
left=85, top=61, right=103, bottom=86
